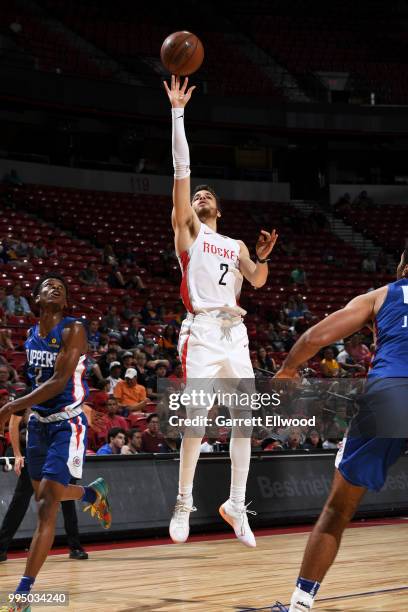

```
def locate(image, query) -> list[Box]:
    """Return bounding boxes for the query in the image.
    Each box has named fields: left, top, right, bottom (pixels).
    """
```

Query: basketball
left=160, top=31, right=204, bottom=76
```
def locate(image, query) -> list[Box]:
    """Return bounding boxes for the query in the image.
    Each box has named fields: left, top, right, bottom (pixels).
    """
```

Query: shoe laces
left=174, top=500, right=197, bottom=523
left=237, top=501, right=257, bottom=536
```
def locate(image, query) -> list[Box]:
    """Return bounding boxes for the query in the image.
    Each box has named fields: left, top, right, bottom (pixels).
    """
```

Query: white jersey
left=178, top=222, right=246, bottom=317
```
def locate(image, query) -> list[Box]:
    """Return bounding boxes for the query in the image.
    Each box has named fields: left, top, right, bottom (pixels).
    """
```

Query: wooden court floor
left=0, top=523, right=407, bottom=611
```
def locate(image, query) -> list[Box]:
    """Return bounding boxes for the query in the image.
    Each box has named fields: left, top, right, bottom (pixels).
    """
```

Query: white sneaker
left=169, top=495, right=197, bottom=544
left=219, top=499, right=257, bottom=547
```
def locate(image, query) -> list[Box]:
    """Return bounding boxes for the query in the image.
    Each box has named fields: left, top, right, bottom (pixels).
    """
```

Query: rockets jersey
left=178, top=222, right=246, bottom=316
left=24, top=316, right=89, bottom=417
left=369, top=278, right=408, bottom=378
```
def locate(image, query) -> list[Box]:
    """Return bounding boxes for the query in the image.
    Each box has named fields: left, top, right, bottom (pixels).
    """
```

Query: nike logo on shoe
left=296, top=601, right=311, bottom=610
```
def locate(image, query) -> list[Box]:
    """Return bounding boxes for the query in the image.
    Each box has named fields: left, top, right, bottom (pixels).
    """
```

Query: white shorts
left=178, top=312, right=254, bottom=379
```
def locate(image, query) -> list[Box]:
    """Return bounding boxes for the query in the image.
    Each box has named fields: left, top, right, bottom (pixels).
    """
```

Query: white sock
left=178, top=436, right=202, bottom=504
left=229, top=436, right=251, bottom=507
left=289, top=587, right=315, bottom=611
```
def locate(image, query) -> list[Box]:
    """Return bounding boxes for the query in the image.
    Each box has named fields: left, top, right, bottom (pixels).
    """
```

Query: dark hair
left=402, top=248, right=408, bottom=266
left=32, top=274, right=69, bottom=299
left=146, top=412, right=159, bottom=424
left=192, top=184, right=222, bottom=212
left=128, top=427, right=141, bottom=439
left=108, top=427, right=126, bottom=443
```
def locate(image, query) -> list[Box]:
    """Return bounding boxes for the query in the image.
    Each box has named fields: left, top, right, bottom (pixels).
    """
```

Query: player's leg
left=219, top=321, right=256, bottom=546
left=219, top=404, right=255, bottom=547
left=170, top=317, right=222, bottom=543
left=286, top=469, right=365, bottom=611
left=282, top=436, right=406, bottom=611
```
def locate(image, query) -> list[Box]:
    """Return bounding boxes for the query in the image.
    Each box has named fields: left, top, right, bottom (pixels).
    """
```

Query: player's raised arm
left=163, top=75, right=200, bottom=233
left=276, top=287, right=387, bottom=377
left=238, top=229, right=278, bottom=288
left=0, top=322, right=87, bottom=427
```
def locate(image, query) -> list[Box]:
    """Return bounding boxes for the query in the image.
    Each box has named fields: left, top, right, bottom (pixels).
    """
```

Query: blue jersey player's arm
left=275, top=285, right=388, bottom=378
left=0, top=321, right=87, bottom=427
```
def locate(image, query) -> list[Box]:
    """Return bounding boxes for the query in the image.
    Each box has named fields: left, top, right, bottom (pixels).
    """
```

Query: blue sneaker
left=270, top=604, right=288, bottom=612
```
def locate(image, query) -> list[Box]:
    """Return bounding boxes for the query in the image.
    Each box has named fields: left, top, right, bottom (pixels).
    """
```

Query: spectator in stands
left=5, top=284, right=33, bottom=319
left=102, top=305, right=121, bottom=332
left=320, top=347, right=342, bottom=378
left=121, top=429, right=143, bottom=455
left=261, top=433, right=284, bottom=452
left=304, top=429, right=323, bottom=450
left=285, top=296, right=304, bottom=322
left=143, top=339, right=170, bottom=371
left=348, top=334, right=371, bottom=367
left=107, top=264, right=126, bottom=289
left=284, top=429, right=304, bottom=450
left=32, top=239, right=48, bottom=259
left=141, top=413, right=164, bottom=453
left=121, top=297, right=138, bottom=322
left=125, top=273, right=146, bottom=292
left=146, top=363, right=168, bottom=400
left=96, top=427, right=126, bottom=455
left=123, top=316, right=144, bottom=349
left=87, top=319, right=101, bottom=352
left=278, top=329, right=296, bottom=352
left=120, top=351, right=135, bottom=376
left=114, top=368, right=147, bottom=413
left=79, top=263, right=102, bottom=286
left=290, top=265, right=309, bottom=288
left=102, top=245, right=118, bottom=266
left=168, top=363, right=184, bottom=381
left=362, top=254, right=377, bottom=273
left=107, top=361, right=122, bottom=394
left=353, top=190, right=372, bottom=208
left=101, top=396, right=128, bottom=430
left=160, top=422, right=182, bottom=453
left=256, top=347, right=276, bottom=373
left=3, top=168, right=23, bottom=185
left=336, top=339, right=366, bottom=376
left=267, top=323, right=284, bottom=351
left=134, top=351, right=148, bottom=387
left=158, top=324, right=178, bottom=356
left=97, top=347, right=119, bottom=378
left=141, top=300, right=162, bottom=325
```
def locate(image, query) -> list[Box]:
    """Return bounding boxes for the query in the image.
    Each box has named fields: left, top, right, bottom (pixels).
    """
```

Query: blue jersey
left=369, top=278, right=408, bottom=378
left=24, top=316, right=89, bottom=417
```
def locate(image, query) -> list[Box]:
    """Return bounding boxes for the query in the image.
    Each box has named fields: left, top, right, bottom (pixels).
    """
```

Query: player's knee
left=322, top=500, right=356, bottom=530
left=37, top=492, right=59, bottom=522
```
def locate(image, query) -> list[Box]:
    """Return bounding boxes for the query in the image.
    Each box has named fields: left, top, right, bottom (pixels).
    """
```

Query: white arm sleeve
left=172, top=108, right=190, bottom=179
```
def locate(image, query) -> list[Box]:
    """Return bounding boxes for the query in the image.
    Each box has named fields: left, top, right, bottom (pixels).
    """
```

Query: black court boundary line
left=235, top=584, right=408, bottom=611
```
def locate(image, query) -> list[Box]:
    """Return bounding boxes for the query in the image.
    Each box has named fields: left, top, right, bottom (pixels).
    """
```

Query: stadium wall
left=0, top=159, right=290, bottom=202
left=1, top=453, right=408, bottom=543
left=330, top=184, right=408, bottom=205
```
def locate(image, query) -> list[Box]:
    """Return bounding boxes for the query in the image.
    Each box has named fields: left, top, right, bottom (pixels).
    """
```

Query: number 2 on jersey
left=219, top=263, right=229, bottom=285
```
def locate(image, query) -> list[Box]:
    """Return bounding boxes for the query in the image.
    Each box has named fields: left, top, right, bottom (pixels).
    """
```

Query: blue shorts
left=26, top=412, right=88, bottom=486
left=335, top=379, right=408, bottom=491
left=335, top=436, right=406, bottom=491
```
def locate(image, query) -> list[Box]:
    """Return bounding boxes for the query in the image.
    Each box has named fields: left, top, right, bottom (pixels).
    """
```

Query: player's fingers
left=171, top=74, right=175, bottom=90
left=186, top=85, right=196, bottom=97
left=163, top=81, right=171, bottom=95
left=180, top=76, right=189, bottom=94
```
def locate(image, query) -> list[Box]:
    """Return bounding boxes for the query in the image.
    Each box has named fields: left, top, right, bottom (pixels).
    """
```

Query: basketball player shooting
left=163, top=75, right=278, bottom=547
left=0, top=275, right=111, bottom=612
left=270, top=251, right=408, bottom=611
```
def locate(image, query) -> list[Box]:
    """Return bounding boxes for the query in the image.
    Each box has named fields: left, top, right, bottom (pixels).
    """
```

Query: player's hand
left=256, top=229, right=278, bottom=261
left=14, top=455, right=24, bottom=476
left=163, top=75, right=196, bottom=108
